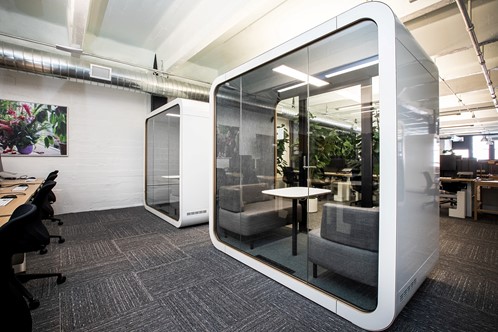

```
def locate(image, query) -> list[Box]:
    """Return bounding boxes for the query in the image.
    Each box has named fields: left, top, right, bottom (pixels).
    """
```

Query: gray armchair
left=308, top=203, right=379, bottom=287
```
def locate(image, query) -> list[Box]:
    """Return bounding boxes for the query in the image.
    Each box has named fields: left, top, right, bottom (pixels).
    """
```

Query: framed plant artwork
left=0, top=99, right=67, bottom=156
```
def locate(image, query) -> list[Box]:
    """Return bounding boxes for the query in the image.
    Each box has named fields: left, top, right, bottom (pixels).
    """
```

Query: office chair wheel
left=28, top=299, right=40, bottom=310
left=58, top=238, right=65, bottom=244
left=56, top=275, right=66, bottom=284
left=52, top=217, right=63, bottom=226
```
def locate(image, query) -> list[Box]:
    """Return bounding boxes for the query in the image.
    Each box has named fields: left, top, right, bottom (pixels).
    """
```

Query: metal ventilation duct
left=0, top=41, right=210, bottom=102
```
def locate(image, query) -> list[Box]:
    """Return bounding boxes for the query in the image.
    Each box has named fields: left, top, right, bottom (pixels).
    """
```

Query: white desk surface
left=262, top=187, right=331, bottom=199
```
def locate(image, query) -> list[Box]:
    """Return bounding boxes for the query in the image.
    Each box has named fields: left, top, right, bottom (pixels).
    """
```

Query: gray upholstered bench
left=218, top=183, right=294, bottom=248
left=308, top=203, right=379, bottom=287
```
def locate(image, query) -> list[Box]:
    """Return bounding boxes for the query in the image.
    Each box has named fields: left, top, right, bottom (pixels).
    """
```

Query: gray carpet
left=22, top=206, right=497, bottom=331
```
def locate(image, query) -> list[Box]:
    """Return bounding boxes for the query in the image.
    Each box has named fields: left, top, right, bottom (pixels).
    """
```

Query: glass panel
left=472, top=135, right=490, bottom=160
left=145, top=105, right=180, bottom=220
left=215, top=78, right=243, bottom=249
left=164, top=106, right=180, bottom=220
left=241, top=48, right=309, bottom=276
left=453, top=149, right=469, bottom=158
left=214, top=20, right=379, bottom=312
left=146, top=117, right=157, bottom=206
left=306, top=20, right=379, bottom=311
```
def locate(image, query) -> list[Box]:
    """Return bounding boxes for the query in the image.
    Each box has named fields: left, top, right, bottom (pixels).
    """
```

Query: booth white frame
left=209, top=2, right=439, bottom=330
left=145, top=98, right=210, bottom=228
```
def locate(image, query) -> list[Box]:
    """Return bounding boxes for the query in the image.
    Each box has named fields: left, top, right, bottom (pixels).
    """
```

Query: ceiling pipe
left=455, top=0, right=498, bottom=112
left=0, top=40, right=210, bottom=102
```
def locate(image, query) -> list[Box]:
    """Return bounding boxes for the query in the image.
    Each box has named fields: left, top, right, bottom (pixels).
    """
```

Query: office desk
left=440, top=177, right=475, bottom=218
left=0, top=179, right=43, bottom=226
left=323, top=171, right=352, bottom=178
left=262, top=187, right=330, bottom=256
left=473, top=180, right=498, bottom=221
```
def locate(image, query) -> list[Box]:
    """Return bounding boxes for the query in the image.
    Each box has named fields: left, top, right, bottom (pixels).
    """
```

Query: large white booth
left=145, top=98, right=210, bottom=228
left=209, top=2, right=439, bottom=330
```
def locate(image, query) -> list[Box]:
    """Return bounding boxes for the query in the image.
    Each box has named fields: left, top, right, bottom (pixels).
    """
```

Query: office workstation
left=0, top=178, right=43, bottom=225
left=439, top=144, right=498, bottom=220
left=0, top=165, right=66, bottom=331
left=1, top=1, right=497, bottom=332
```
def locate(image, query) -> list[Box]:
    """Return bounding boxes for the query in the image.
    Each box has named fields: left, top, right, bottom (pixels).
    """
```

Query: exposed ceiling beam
left=66, top=0, right=91, bottom=49
left=401, top=0, right=455, bottom=24
left=86, top=0, right=109, bottom=38
left=154, top=0, right=286, bottom=74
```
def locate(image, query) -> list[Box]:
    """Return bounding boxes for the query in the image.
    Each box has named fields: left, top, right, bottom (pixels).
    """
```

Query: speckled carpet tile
left=22, top=206, right=497, bottom=331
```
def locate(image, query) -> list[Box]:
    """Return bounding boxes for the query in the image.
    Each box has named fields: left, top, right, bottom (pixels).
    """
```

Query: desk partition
left=209, top=2, right=439, bottom=330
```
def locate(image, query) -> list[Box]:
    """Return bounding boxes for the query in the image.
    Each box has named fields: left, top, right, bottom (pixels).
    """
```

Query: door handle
left=302, top=156, right=316, bottom=169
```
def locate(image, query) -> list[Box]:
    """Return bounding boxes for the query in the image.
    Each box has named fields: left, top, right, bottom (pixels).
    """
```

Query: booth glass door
left=145, top=105, right=181, bottom=220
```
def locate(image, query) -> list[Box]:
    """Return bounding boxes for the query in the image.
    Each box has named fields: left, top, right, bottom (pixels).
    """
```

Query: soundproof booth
left=209, top=2, right=439, bottom=330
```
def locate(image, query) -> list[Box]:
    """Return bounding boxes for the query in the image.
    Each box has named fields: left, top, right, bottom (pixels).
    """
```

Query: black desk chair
left=350, top=174, right=362, bottom=206
left=31, top=181, right=65, bottom=254
left=1, top=203, right=66, bottom=311
left=0, top=204, right=36, bottom=331
left=44, top=170, right=62, bottom=226
left=282, top=167, right=298, bottom=187
left=439, top=181, right=466, bottom=207
left=350, top=175, right=379, bottom=206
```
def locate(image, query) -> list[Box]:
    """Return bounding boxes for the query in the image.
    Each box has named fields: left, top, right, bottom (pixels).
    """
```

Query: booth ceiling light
left=442, top=124, right=475, bottom=129
left=273, top=65, right=329, bottom=87
left=325, top=57, right=379, bottom=78
left=277, top=82, right=307, bottom=93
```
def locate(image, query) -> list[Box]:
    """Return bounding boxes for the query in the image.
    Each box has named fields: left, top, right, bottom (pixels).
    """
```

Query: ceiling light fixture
left=277, top=82, right=307, bottom=93
left=440, top=111, right=462, bottom=117
left=273, top=65, right=329, bottom=87
left=325, top=56, right=379, bottom=78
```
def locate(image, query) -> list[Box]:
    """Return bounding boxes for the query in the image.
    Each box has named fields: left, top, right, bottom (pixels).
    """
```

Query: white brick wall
left=0, top=69, right=149, bottom=214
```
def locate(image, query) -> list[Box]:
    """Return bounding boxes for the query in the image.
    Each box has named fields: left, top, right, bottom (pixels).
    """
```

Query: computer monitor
left=0, top=154, right=19, bottom=179
left=440, top=154, right=457, bottom=177
left=456, top=157, right=477, bottom=178
left=324, top=157, right=346, bottom=173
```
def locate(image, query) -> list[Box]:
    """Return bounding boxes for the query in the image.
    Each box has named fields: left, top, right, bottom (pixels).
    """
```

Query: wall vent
left=187, top=210, right=207, bottom=216
left=90, top=64, right=112, bottom=81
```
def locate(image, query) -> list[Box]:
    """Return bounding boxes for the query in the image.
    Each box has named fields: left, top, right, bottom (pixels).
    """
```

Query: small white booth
left=145, top=98, right=209, bottom=228
left=209, top=2, right=439, bottom=330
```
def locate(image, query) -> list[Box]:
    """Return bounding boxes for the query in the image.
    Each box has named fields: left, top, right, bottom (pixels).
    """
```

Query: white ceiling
left=0, top=0, right=497, bottom=136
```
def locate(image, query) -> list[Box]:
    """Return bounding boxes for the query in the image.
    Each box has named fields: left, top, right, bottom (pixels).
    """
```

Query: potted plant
left=276, top=123, right=290, bottom=175
left=0, top=101, right=49, bottom=154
